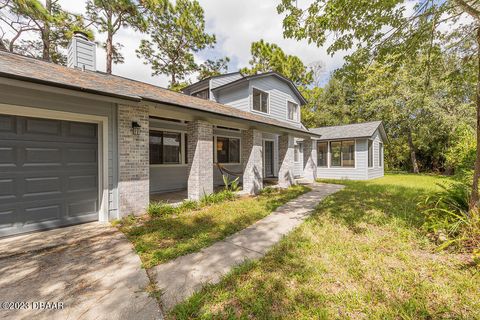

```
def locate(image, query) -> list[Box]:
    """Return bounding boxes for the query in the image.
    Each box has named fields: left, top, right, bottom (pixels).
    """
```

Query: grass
left=169, top=174, right=480, bottom=319
left=116, top=185, right=310, bottom=269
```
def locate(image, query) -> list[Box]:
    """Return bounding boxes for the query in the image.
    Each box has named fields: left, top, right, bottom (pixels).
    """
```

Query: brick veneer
left=242, top=129, right=263, bottom=194
left=187, top=120, right=213, bottom=200
left=303, top=138, right=317, bottom=182
left=117, top=105, right=149, bottom=217
left=278, top=134, right=295, bottom=187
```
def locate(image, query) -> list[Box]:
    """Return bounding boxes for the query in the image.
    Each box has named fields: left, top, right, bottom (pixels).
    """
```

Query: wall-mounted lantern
left=131, top=121, right=141, bottom=135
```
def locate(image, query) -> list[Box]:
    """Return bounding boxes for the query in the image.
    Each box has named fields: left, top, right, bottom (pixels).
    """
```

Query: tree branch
left=454, top=0, right=480, bottom=20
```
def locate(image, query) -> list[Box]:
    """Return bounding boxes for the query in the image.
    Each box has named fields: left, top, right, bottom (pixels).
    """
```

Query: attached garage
left=0, top=114, right=101, bottom=237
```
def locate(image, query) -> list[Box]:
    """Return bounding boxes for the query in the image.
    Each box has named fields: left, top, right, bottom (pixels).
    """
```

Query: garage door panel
left=0, top=115, right=15, bottom=132
left=0, top=115, right=100, bottom=237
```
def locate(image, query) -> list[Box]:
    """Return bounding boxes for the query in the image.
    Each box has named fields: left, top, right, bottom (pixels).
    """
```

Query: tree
left=241, top=39, right=313, bottom=86
left=86, top=0, right=147, bottom=74
left=278, top=0, right=480, bottom=210
left=0, top=0, right=90, bottom=64
left=197, top=56, right=230, bottom=80
left=137, top=0, right=215, bottom=88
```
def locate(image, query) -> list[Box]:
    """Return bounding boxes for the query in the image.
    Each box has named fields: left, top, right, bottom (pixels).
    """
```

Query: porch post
left=187, top=120, right=214, bottom=200
left=241, top=128, right=263, bottom=194
left=303, top=138, right=317, bottom=183
left=278, top=134, right=295, bottom=188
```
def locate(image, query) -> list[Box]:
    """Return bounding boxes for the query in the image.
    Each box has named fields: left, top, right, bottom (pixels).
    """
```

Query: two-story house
left=0, top=32, right=385, bottom=237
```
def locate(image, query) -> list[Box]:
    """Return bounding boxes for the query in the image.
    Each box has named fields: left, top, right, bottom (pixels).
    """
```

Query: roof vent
left=67, top=31, right=96, bottom=71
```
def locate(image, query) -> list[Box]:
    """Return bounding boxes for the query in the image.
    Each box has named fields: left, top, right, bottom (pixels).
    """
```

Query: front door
left=264, top=140, right=274, bottom=177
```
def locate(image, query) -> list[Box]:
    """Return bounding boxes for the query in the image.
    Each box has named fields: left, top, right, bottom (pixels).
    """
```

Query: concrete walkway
left=152, top=183, right=344, bottom=311
left=0, top=223, right=161, bottom=320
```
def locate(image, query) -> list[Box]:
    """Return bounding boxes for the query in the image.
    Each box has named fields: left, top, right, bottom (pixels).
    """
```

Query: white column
left=242, top=129, right=263, bottom=194
left=278, top=134, right=295, bottom=187
left=303, top=138, right=317, bottom=182
left=187, top=120, right=213, bottom=200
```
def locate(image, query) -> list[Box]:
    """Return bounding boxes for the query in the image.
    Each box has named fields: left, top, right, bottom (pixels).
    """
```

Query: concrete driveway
left=0, top=223, right=161, bottom=320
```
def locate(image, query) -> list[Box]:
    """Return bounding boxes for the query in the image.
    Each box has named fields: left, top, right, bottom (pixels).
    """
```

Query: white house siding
left=149, top=119, right=244, bottom=193
left=0, top=84, right=119, bottom=219
left=317, top=139, right=369, bottom=180
left=210, top=73, right=243, bottom=90
left=248, top=77, right=303, bottom=128
left=214, top=82, right=250, bottom=112
left=367, top=129, right=385, bottom=179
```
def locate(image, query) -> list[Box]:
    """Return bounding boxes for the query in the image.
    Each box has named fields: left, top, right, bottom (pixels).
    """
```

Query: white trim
left=367, top=139, right=374, bottom=168
left=214, top=134, right=242, bottom=165
left=378, top=142, right=383, bottom=168
left=0, top=103, right=109, bottom=223
left=285, top=99, right=300, bottom=123
left=250, top=86, right=270, bottom=115
left=329, top=139, right=356, bottom=169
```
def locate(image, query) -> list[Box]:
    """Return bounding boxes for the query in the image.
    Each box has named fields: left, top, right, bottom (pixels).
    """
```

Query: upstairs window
left=150, top=130, right=182, bottom=164
left=368, top=140, right=373, bottom=167
left=287, top=101, right=299, bottom=121
left=192, top=88, right=209, bottom=100
left=216, top=137, right=240, bottom=164
left=317, top=142, right=328, bottom=167
left=252, top=88, right=269, bottom=113
left=330, top=140, right=355, bottom=167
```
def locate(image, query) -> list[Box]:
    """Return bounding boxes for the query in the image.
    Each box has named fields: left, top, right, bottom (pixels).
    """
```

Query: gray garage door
left=0, top=114, right=99, bottom=237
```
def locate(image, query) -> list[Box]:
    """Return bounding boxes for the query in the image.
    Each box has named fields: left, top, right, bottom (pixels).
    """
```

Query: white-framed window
left=368, top=139, right=373, bottom=167
left=150, top=130, right=183, bottom=165
left=317, top=142, right=328, bottom=167
left=330, top=140, right=355, bottom=167
left=287, top=101, right=299, bottom=121
left=252, top=88, right=269, bottom=113
left=215, top=136, right=241, bottom=164
left=378, top=142, right=383, bottom=167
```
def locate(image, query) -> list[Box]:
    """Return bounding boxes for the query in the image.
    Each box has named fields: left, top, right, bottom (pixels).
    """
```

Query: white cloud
left=54, top=0, right=349, bottom=86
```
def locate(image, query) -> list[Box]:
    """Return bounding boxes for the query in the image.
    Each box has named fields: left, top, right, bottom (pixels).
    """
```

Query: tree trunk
left=106, top=31, right=113, bottom=74
left=469, top=27, right=480, bottom=211
left=42, top=0, right=51, bottom=61
left=0, top=40, right=7, bottom=51
left=407, top=129, right=419, bottom=174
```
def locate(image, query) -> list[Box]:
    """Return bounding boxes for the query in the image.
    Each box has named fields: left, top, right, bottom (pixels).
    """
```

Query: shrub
left=445, top=124, right=476, bottom=175
left=420, top=181, right=479, bottom=251
left=147, top=201, right=177, bottom=216
left=222, top=175, right=240, bottom=192
left=200, top=190, right=236, bottom=206
left=177, top=200, right=199, bottom=212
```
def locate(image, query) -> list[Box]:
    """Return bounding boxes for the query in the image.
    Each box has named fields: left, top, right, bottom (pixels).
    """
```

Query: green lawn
left=116, top=185, right=310, bottom=269
left=170, top=174, right=480, bottom=319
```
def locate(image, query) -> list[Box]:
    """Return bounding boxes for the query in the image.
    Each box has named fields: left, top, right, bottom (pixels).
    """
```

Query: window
left=379, top=142, right=383, bottom=167
left=192, top=88, right=209, bottom=100
left=368, top=140, right=373, bottom=167
left=149, top=130, right=182, bottom=164
left=287, top=101, right=299, bottom=121
left=216, top=137, right=240, bottom=163
left=330, top=140, right=355, bottom=167
left=317, top=142, right=328, bottom=167
left=252, top=88, right=268, bottom=113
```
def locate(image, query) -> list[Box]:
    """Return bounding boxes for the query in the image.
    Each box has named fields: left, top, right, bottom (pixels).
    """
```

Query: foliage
left=86, top=0, right=149, bottom=73
left=222, top=175, right=239, bottom=192
left=137, top=0, right=215, bottom=87
left=445, top=124, right=476, bottom=175
left=0, top=0, right=91, bottom=63
left=197, top=57, right=230, bottom=80
left=420, top=181, right=479, bottom=252
left=117, top=185, right=310, bottom=268
left=147, top=201, right=176, bottom=216
left=200, top=189, right=236, bottom=206
left=240, top=39, right=313, bottom=86
left=170, top=175, right=479, bottom=319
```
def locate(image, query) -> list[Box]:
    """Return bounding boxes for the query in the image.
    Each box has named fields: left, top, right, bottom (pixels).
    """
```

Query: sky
left=56, top=0, right=350, bottom=88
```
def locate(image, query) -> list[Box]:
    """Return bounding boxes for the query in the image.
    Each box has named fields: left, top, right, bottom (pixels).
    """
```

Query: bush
left=420, top=181, right=479, bottom=252
left=177, top=200, right=200, bottom=212
left=200, top=190, right=236, bottom=206
left=445, top=124, right=476, bottom=175
left=147, top=201, right=177, bottom=216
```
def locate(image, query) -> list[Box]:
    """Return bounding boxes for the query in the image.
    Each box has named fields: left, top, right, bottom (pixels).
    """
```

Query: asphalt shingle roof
left=310, top=121, right=384, bottom=141
left=0, top=51, right=314, bottom=136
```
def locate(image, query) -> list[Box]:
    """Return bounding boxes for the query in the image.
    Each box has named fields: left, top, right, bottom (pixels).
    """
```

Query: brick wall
left=118, top=105, right=149, bottom=217
left=187, top=120, right=213, bottom=200
left=242, top=129, right=263, bottom=194
left=278, top=134, right=295, bottom=187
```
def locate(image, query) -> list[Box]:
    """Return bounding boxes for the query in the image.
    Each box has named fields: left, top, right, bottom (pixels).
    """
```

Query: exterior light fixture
left=131, top=121, right=141, bottom=135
